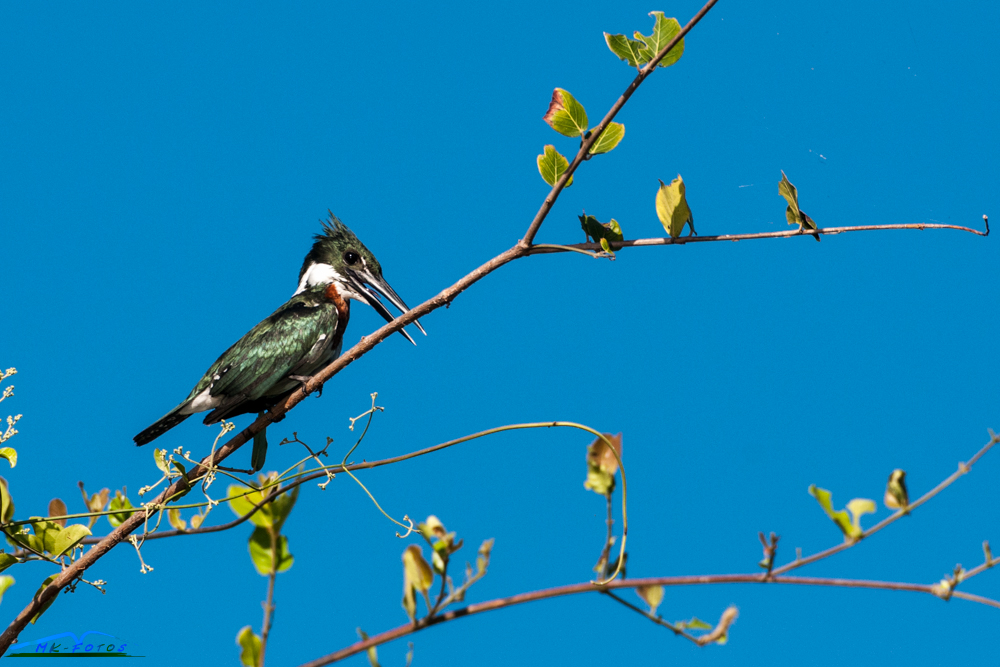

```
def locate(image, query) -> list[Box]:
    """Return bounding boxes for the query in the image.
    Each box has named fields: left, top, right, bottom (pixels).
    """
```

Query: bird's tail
left=134, top=407, right=191, bottom=446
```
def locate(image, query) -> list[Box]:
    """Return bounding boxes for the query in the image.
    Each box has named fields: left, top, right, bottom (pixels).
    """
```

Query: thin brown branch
left=771, top=432, right=999, bottom=577
left=299, top=573, right=1000, bottom=666
left=601, top=590, right=698, bottom=643
left=526, top=221, right=989, bottom=256
left=520, top=0, right=721, bottom=246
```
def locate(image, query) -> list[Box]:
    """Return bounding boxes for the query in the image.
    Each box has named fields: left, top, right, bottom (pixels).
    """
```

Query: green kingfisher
left=133, top=215, right=424, bottom=462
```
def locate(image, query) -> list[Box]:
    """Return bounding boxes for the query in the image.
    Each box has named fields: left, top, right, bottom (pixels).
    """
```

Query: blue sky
left=2, top=1, right=998, bottom=665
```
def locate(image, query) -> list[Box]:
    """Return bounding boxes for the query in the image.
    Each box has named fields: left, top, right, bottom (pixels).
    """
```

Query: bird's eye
left=344, top=251, right=360, bottom=265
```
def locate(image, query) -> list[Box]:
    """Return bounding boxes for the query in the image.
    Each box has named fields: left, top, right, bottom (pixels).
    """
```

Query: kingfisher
left=133, top=215, right=424, bottom=469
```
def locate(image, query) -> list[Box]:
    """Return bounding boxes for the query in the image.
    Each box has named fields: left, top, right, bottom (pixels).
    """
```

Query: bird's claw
left=289, top=375, right=322, bottom=397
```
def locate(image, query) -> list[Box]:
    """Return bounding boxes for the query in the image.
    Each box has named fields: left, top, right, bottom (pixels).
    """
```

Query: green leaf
left=51, top=524, right=91, bottom=558
left=636, top=584, right=664, bottom=615
left=0, top=477, right=14, bottom=523
left=678, top=616, right=713, bottom=631
left=656, top=176, right=695, bottom=238
left=107, top=490, right=135, bottom=528
left=604, top=32, right=647, bottom=67
left=847, top=498, right=877, bottom=536
left=634, top=12, right=684, bottom=68
left=30, top=574, right=58, bottom=625
left=536, top=145, right=573, bottom=188
left=153, top=449, right=170, bottom=475
left=30, top=520, right=62, bottom=554
left=236, top=626, right=262, bottom=667
left=542, top=88, right=588, bottom=138
left=228, top=483, right=298, bottom=531
left=248, top=527, right=293, bottom=575
left=0, top=553, right=17, bottom=574
left=0, top=448, right=16, bottom=469
left=808, top=485, right=855, bottom=539
left=0, top=575, right=14, bottom=604
left=589, top=122, right=625, bottom=155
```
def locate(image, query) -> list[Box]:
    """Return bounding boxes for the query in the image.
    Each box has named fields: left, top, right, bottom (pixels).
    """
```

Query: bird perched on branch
left=133, top=215, right=424, bottom=469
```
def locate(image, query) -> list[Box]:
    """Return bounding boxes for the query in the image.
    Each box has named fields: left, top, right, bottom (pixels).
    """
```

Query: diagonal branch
left=520, top=0, right=722, bottom=246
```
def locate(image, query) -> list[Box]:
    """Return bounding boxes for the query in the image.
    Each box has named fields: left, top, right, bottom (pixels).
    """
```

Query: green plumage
left=134, top=283, right=344, bottom=447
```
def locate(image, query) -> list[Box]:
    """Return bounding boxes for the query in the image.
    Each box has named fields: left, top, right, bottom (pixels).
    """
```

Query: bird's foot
left=289, top=375, right=323, bottom=397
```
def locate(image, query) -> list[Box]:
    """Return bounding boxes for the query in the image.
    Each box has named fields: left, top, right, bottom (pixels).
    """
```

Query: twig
left=526, top=221, right=989, bottom=256
left=298, top=574, right=1000, bottom=666
left=601, top=590, right=697, bottom=643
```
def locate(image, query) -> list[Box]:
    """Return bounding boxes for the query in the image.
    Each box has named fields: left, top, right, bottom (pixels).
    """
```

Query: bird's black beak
left=346, top=269, right=426, bottom=345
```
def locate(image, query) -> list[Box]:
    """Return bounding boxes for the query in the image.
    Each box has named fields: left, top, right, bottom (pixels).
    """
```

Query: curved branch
left=299, top=574, right=1000, bottom=666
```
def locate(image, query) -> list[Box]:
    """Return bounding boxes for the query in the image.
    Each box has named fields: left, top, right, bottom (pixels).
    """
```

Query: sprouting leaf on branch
left=417, top=515, right=463, bottom=575
left=543, top=88, right=589, bottom=138
left=808, top=485, right=876, bottom=541
left=695, top=606, right=739, bottom=646
left=634, top=12, right=685, bottom=68
left=604, top=32, right=647, bottom=67
left=584, top=432, right=623, bottom=497
left=537, top=145, right=573, bottom=188
left=778, top=171, right=820, bottom=241
left=107, top=490, right=135, bottom=528
left=589, top=122, right=625, bottom=155
left=676, top=616, right=713, bottom=631
left=402, top=544, right=434, bottom=622
left=47, top=499, right=67, bottom=527
left=236, top=626, right=262, bottom=667
left=656, top=176, right=695, bottom=238
left=636, top=584, right=664, bottom=615
left=884, top=469, right=909, bottom=510
left=0, top=575, right=14, bottom=604
left=580, top=214, right=624, bottom=254
left=248, top=527, right=294, bottom=575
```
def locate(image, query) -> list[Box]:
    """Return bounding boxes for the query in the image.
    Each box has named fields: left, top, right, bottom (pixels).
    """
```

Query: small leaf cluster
left=227, top=474, right=300, bottom=576
left=604, top=12, right=685, bottom=70
left=537, top=86, right=625, bottom=188
left=401, top=515, right=492, bottom=623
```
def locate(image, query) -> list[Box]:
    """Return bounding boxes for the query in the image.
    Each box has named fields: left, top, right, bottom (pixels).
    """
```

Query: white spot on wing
left=181, top=386, right=223, bottom=414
